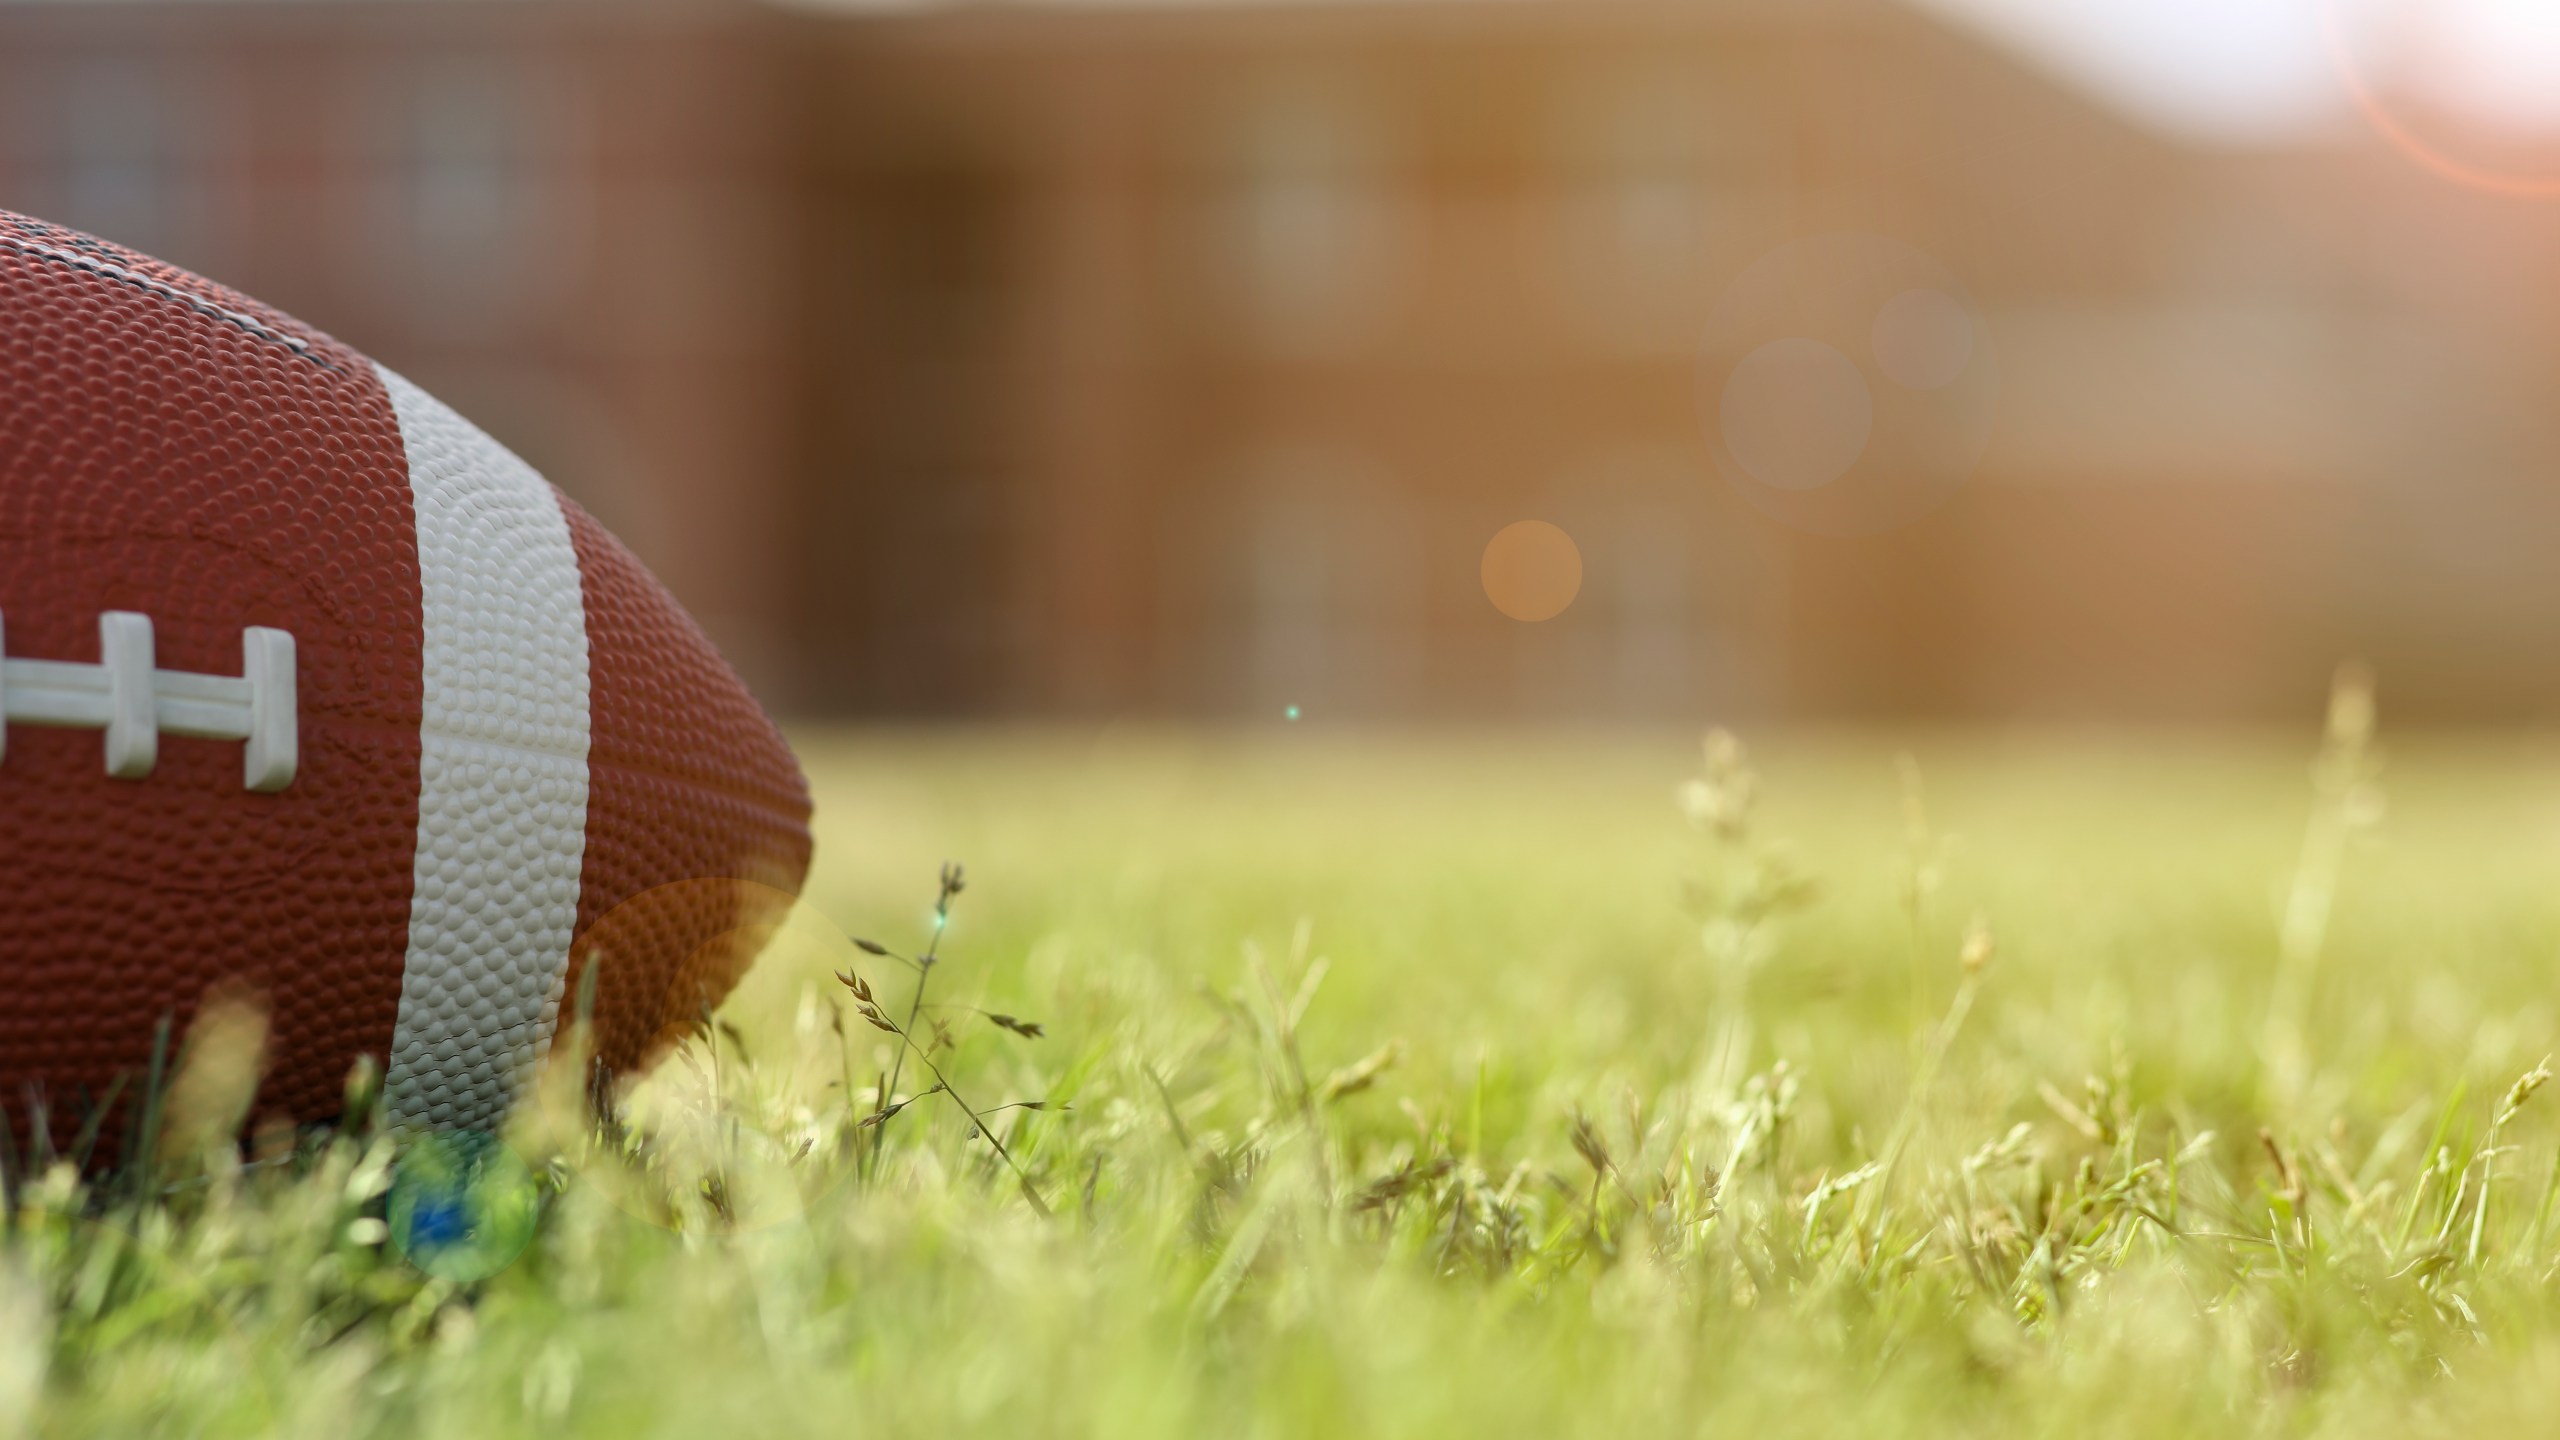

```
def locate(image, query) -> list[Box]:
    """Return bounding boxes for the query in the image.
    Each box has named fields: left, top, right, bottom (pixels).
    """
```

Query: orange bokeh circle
left=1480, top=521, right=1583, bottom=622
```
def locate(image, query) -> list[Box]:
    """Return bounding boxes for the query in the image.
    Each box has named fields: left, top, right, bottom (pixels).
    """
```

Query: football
left=0, top=210, right=814, bottom=1148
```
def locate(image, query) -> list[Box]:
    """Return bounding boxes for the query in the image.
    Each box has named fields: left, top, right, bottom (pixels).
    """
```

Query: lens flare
left=1872, top=289, right=1977, bottom=392
left=1720, top=338, right=1874, bottom=491
left=529, top=882, right=864, bottom=1234
left=1699, top=233, right=1997, bottom=536
left=2327, top=1, right=2560, bottom=198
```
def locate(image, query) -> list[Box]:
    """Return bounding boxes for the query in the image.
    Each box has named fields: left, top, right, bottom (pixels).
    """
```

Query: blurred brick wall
left=13, top=0, right=2560, bottom=722
left=0, top=0, right=813, bottom=699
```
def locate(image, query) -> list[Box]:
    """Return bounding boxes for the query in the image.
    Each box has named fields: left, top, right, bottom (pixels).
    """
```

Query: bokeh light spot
left=1719, top=338, right=1874, bottom=491
left=1480, top=521, right=1583, bottom=622
left=1699, top=234, right=1996, bottom=535
left=1871, top=288, right=1974, bottom=391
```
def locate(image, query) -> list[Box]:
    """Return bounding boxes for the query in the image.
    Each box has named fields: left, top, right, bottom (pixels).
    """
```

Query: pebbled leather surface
left=0, top=210, right=815, bottom=1153
left=0, top=211, right=424, bottom=1151
left=559, top=499, right=813, bottom=1089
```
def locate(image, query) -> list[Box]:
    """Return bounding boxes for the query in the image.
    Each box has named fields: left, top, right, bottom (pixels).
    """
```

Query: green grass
left=23, top=710, right=2560, bottom=1437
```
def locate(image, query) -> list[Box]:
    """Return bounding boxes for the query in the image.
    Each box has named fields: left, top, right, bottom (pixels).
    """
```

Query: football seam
left=0, top=232, right=341, bottom=375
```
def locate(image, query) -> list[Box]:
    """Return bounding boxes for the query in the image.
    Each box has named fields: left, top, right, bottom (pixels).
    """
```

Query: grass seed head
left=1960, top=919, right=1996, bottom=977
left=2497, top=1059, right=2552, bottom=1128
left=1569, top=1109, right=1613, bottom=1176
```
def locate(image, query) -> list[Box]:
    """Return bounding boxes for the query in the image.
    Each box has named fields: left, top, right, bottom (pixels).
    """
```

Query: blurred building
left=0, top=0, right=809, bottom=689
left=7, top=0, right=2560, bottom=723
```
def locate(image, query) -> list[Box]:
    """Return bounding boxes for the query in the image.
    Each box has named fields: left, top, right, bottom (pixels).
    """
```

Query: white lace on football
left=0, top=610, right=298, bottom=791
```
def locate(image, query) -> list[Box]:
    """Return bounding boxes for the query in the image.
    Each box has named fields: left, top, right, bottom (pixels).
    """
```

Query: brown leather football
left=0, top=210, right=813, bottom=1147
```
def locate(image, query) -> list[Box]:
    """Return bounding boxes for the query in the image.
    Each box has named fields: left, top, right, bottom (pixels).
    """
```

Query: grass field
left=22, top=703, right=2560, bottom=1436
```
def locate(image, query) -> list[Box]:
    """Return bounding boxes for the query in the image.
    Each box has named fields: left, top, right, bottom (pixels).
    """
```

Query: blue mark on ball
left=388, top=1129, right=540, bottom=1282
